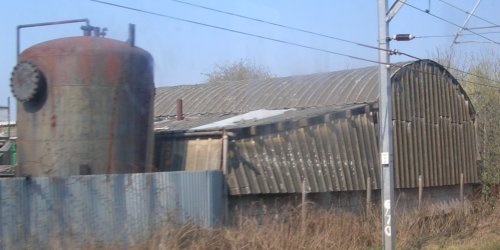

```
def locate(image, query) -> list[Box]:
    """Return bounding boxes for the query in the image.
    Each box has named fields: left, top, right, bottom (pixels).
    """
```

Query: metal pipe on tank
left=128, top=24, right=135, bottom=47
left=176, top=99, right=184, bottom=121
left=16, top=19, right=91, bottom=60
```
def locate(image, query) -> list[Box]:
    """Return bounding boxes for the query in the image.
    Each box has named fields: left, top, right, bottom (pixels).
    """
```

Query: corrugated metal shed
left=154, top=60, right=478, bottom=195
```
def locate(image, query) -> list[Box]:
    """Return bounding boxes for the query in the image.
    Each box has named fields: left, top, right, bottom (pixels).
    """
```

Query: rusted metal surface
left=154, top=60, right=478, bottom=195
left=14, top=36, right=154, bottom=177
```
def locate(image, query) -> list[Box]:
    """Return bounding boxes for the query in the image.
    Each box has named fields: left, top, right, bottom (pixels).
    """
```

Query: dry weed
left=42, top=189, right=500, bottom=249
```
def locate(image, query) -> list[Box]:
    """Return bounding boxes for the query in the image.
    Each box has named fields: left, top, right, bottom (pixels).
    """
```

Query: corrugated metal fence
left=0, top=171, right=225, bottom=248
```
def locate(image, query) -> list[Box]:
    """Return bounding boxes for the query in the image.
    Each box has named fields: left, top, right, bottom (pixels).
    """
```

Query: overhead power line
left=468, top=25, right=500, bottom=30
left=440, top=65, right=500, bottom=88
left=396, top=54, right=500, bottom=89
left=455, top=40, right=499, bottom=44
left=460, top=78, right=500, bottom=90
left=170, top=0, right=422, bottom=60
left=168, top=0, right=414, bottom=58
left=169, top=0, right=499, bottom=85
left=89, top=0, right=388, bottom=66
left=437, top=0, right=498, bottom=27
left=416, top=31, right=500, bottom=38
left=88, top=0, right=500, bottom=89
left=398, top=0, right=500, bottom=45
left=399, top=55, right=500, bottom=89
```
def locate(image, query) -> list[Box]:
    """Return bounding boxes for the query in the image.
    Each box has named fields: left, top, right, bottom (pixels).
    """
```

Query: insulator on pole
left=392, top=34, right=415, bottom=41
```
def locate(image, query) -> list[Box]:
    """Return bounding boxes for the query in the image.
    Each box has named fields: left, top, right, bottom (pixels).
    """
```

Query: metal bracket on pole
left=386, top=0, right=406, bottom=22
left=451, top=0, right=482, bottom=46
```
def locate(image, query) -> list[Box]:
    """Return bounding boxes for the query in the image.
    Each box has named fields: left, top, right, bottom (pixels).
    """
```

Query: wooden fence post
left=301, top=179, right=307, bottom=230
left=366, top=176, right=372, bottom=217
left=460, top=173, right=464, bottom=211
left=418, top=175, right=423, bottom=210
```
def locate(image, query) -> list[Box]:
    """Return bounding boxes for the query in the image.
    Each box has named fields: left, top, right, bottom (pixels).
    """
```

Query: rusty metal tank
left=11, top=36, right=154, bottom=177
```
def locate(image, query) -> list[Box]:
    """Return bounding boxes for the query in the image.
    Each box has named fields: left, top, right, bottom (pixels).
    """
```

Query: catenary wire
left=436, top=66, right=500, bottom=88
left=414, top=56, right=500, bottom=87
left=468, top=25, right=500, bottom=30
left=89, top=0, right=389, bottom=66
left=436, top=0, right=498, bottom=27
left=398, top=0, right=500, bottom=45
left=455, top=40, right=499, bottom=44
left=89, top=0, right=500, bottom=89
left=391, top=62, right=500, bottom=90
left=416, top=31, right=500, bottom=38
left=169, top=0, right=399, bottom=55
left=167, top=0, right=497, bottom=64
left=169, top=0, right=499, bottom=83
left=170, top=0, right=500, bottom=86
left=169, top=0, right=422, bottom=60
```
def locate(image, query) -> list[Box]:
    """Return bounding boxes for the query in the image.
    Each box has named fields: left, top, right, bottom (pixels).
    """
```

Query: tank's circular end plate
left=11, top=61, right=42, bottom=102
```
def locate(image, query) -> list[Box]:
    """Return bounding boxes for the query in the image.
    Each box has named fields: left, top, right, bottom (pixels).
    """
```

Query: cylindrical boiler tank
left=11, top=36, right=154, bottom=177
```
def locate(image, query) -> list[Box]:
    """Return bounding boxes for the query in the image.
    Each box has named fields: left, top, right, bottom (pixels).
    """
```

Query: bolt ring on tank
left=10, top=60, right=43, bottom=102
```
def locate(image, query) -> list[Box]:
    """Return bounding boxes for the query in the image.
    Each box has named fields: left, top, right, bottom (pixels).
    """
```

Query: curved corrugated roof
left=154, top=60, right=468, bottom=117
left=155, top=64, right=380, bottom=117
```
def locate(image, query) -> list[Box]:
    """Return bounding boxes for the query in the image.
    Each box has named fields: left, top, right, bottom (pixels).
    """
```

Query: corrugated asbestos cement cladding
left=154, top=60, right=478, bottom=195
left=155, top=65, right=379, bottom=116
left=392, top=63, right=477, bottom=188
left=227, top=112, right=380, bottom=195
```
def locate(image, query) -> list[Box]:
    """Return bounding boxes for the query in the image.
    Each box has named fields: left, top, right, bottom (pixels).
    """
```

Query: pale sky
left=1, top=0, right=499, bottom=118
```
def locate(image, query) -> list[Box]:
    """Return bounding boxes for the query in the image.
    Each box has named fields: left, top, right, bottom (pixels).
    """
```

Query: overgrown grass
left=43, top=187, right=499, bottom=249
left=122, top=187, right=499, bottom=250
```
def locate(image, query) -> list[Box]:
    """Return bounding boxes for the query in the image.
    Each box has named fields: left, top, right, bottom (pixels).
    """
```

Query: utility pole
left=378, top=0, right=406, bottom=249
